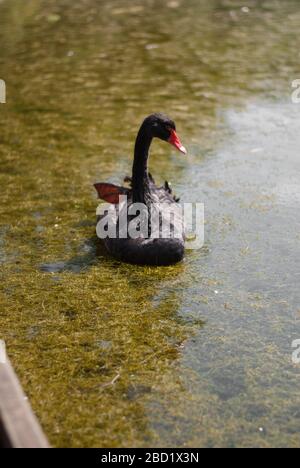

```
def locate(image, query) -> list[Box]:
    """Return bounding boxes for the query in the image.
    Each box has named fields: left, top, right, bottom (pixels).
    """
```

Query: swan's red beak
left=168, top=129, right=187, bottom=154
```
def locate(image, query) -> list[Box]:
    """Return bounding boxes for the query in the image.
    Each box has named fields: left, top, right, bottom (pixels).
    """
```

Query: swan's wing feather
left=154, top=184, right=180, bottom=204
left=94, top=182, right=130, bottom=204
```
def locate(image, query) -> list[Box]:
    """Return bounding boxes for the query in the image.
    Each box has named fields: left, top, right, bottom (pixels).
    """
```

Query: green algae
left=1, top=0, right=300, bottom=448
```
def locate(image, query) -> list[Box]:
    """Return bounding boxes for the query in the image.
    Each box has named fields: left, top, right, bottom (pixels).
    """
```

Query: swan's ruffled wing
left=94, top=183, right=129, bottom=204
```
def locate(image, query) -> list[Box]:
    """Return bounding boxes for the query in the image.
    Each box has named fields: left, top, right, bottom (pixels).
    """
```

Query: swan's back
left=97, top=181, right=185, bottom=266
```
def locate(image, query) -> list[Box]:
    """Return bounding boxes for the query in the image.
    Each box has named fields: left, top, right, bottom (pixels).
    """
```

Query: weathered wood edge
left=0, top=356, right=50, bottom=448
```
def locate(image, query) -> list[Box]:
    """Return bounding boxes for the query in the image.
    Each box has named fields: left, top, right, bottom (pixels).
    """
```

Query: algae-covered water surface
left=1, top=0, right=300, bottom=448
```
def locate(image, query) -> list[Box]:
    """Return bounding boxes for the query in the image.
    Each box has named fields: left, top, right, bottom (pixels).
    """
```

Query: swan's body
left=94, top=114, right=187, bottom=266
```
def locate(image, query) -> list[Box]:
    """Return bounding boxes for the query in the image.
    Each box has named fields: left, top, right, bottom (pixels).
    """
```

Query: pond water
left=1, top=0, right=300, bottom=448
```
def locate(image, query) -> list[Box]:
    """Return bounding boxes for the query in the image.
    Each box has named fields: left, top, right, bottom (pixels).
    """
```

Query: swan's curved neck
left=132, top=123, right=153, bottom=203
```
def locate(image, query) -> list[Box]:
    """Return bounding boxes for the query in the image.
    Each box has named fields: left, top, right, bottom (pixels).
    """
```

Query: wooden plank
left=0, top=353, right=50, bottom=448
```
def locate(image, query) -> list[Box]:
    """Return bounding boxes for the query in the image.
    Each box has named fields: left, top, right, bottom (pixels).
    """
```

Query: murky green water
left=1, top=0, right=300, bottom=447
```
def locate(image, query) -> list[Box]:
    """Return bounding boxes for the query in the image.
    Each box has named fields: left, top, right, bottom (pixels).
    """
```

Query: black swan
left=94, top=113, right=187, bottom=266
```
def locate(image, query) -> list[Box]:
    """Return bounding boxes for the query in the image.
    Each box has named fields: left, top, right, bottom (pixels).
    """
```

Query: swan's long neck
left=132, top=123, right=153, bottom=204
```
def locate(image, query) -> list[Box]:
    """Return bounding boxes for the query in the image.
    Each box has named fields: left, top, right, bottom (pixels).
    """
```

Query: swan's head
left=144, top=113, right=187, bottom=154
